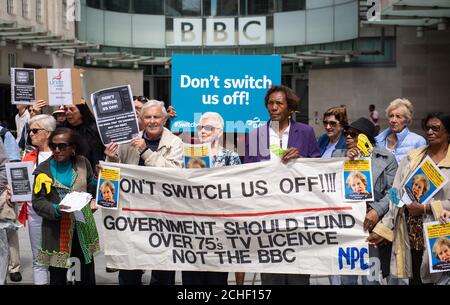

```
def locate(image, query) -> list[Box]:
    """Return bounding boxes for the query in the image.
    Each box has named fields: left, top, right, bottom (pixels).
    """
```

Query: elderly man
left=243, top=85, right=320, bottom=285
left=105, top=100, right=183, bottom=285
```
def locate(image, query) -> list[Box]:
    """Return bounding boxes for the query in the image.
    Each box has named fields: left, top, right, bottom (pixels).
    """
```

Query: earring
left=72, top=151, right=76, bottom=156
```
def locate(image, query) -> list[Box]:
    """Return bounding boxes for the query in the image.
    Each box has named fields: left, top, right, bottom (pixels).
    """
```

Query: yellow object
left=357, top=134, right=373, bottom=157
left=34, top=173, right=53, bottom=194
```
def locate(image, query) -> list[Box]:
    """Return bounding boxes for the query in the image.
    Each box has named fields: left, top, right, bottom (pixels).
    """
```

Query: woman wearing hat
left=52, top=106, right=66, bottom=127
left=332, top=117, right=398, bottom=285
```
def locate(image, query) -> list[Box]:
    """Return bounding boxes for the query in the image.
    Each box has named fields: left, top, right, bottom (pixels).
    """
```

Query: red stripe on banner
left=121, top=206, right=353, bottom=218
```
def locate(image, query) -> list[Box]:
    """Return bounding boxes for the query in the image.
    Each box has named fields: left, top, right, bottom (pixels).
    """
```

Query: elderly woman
left=317, top=106, right=348, bottom=157
left=369, top=113, right=450, bottom=285
left=17, top=115, right=56, bottom=285
left=376, top=98, right=426, bottom=164
left=32, top=128, right=99, bottom=285
left=182, top=112, right=240, bottom=286
left=333, top=117, right=398, bottom=285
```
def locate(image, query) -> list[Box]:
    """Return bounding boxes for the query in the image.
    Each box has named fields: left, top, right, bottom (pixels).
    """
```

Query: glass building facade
left=78, top=0, right=394, bottom=124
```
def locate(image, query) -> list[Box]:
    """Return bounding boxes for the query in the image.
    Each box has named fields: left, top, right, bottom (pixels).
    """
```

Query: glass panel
left=275, top=0, right=305, bottom=12
left=86, top=0, right=102, bottom=9
left=240, top=0, right=274, bottom=16
left=104, top=0, right=130, bottom=13
left=133, top=0, right=164, bottom=14
left=166, top=0, right=201, bottom=16
left=203, top=0, right=238, bottom=16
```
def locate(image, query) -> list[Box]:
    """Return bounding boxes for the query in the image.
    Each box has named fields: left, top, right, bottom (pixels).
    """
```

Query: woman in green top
left=32, top=128, right=99, bottom=285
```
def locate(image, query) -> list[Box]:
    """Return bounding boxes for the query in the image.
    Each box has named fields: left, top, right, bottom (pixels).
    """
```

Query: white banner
left=101, top=158, right=369, bottom=275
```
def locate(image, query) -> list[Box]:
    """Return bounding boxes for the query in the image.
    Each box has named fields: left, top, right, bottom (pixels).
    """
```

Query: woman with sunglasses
left=317, top=106, right=348, bottom=158
left=369, top=113, right=450, bottom=285
left=333, top=117, right=398, bottom=285
left=32, top=128, right=99, bottom=285
left=16, top=115, right=57, bottom=285
left=182, top=112, right=241, bottom=286
left=64, top=102, right=105, bottom=170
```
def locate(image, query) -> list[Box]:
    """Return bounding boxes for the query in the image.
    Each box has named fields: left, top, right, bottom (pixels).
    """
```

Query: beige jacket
left=107, top=128, right=183, bottom=168
left=373, top=144, right=450, bottom=283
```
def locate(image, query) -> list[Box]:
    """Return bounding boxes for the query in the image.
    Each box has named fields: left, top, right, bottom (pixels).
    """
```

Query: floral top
left=212, top=147, right=241, bottom=167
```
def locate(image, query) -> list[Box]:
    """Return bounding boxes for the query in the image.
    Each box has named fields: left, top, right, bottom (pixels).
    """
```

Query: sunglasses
left=29, top=128, right=46, bottom=134
left=196, top=125, right=216, bottom=132
left=424, top=125, right=441, bottom=133
left=134, top=96, right=148, bottom=103
left=49, top=142, right=72, bottom=151
left=323, top=120, right=339, bottom=127
left=344, top=130, right=359, bottom=138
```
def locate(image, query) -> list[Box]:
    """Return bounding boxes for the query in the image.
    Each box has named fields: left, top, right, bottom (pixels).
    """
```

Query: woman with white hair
left=182, top=112, right=240, bottom=285
left=18, top=114, right=56, bottom=285
left=376, top=98, right=426, bottom=163
left=195, top=112, right=241, bottom=168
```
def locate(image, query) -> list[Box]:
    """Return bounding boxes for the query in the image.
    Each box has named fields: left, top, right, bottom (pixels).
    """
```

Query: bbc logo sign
left=173, top=17, right=266, bottom=46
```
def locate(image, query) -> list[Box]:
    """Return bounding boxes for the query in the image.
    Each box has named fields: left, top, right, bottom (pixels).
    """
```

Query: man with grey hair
left=104, top=99, right=183, bottom=285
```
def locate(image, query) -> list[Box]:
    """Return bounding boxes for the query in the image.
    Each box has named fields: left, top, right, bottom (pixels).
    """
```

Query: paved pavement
left=7, top=211, right=330, bottom=285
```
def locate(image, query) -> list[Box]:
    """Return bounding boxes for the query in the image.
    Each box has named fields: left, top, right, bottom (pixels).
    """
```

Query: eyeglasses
left=196, top=125, right=217, bottom=132
left=424, top=125, right=441, bottom=133
left=344, top=130, right=359, bottom=138
left=134, top=96, right=148, bottom=103
left=29, top=128, right=46, bottom=134
left=49, top=142, right=71, bottom=151
left=323, top=120, right=339, bottom=127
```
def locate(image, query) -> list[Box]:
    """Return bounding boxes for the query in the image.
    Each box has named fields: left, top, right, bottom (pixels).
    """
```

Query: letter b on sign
left=206, top=18, right=235, bottom=46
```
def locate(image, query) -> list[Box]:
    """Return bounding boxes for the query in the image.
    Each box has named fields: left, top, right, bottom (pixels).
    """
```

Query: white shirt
left=38, top=151, right=52, bottom=165
left=268, top=122, right=290, bottom=160
left=15, top=109, right=30, bottom=143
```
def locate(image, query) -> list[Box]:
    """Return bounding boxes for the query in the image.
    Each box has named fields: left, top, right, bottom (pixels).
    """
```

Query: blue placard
left=170, top=54, right=281, bottom=133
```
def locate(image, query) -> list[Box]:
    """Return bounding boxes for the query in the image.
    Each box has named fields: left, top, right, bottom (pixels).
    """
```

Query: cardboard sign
left=36, top=68, right=82, bottom=105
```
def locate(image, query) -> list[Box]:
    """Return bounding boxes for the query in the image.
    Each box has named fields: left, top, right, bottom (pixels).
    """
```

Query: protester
left=333, top=117, right=397, bottom=285
left=0, top=138, right=18, bottom=285
left=0, top=122, right=21, bottom=283
left=31, top=128, right=99, bottom=285
left=105, top=100, right=183, bottom=285
left=375, top=98, right=426, bottom=163
left=369, top=113, right=450, bottom=285
left=244, top=85, right=320, bottom=285
left=182, top=112, right=240, bottom=285
left=15, top=105, right=30, bottom=144
left=52, top=106, right=66, bottom=127
left=18, top=100, right=48, bottom=154
left=64, top=102, right=105, bottom=169
left=318, top=106, right=348, bottom=157
left=17, top=115, right=56, bottom=285
left=369, top=104, right=380, bottom=136
left=133, top=96, right=148, bottom=131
